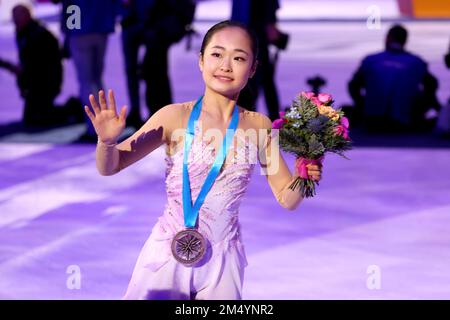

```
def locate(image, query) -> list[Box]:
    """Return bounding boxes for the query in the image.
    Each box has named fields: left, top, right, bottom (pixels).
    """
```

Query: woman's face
left=199, top=27, right=256, bottom=99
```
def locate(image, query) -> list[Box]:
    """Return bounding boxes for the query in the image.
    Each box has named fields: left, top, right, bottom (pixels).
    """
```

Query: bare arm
left=96, top=116, right=167, bottom=176
left=86, top=90, right=182, bottom=176
left=257, top=114, right=321, bottom=210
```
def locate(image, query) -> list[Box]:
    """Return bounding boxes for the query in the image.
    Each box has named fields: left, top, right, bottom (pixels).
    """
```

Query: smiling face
left=199, top=26, right=257, bottom=100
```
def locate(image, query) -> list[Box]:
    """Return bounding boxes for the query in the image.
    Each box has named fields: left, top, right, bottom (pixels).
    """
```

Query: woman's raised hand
left=84, top=89, right=127, bottom=144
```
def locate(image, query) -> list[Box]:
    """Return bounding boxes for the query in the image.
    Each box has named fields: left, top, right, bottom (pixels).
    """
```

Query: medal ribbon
left=182, top=96, right=239, bottom=228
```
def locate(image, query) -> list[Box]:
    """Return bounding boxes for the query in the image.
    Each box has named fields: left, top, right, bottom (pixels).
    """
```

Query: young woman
left=85, top=20, right=322, bottom=300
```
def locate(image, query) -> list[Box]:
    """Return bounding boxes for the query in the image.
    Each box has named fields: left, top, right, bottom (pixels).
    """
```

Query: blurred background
left=0, top=0, right=449, bottom=299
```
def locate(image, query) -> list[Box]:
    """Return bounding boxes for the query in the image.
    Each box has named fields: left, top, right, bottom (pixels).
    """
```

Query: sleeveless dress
left=123, top=121, right=258, bottom=300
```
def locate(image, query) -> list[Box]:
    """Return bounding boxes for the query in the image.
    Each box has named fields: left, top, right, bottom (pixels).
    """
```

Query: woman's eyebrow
left=211, top=45, right=249, bottom=56
left=234, top=48, right=249, bottom=56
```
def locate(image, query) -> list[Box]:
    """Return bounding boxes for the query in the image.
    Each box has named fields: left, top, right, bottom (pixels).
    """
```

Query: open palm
left=84, top=89, right=127, bottom=144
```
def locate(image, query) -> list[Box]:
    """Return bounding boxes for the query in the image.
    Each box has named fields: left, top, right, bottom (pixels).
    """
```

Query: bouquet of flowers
left=272, top=91, right=352, bottom=198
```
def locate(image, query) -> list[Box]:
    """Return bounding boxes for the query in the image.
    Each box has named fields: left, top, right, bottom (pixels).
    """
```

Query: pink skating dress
left=95, top=101, right=303, bottom=299
left=123, top=122, right=257, bottom=300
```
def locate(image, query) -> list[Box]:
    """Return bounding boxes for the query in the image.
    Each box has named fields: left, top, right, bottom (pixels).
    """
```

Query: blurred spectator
left=53, top=0, right=119, bottom=142
left=436, top=39, right=450, bottom=135
left=0, top=57, right=20, bottom=76
left=445, top=39, right=450, bottom=69
left=232, top=0, right=288, bottom=121
left=5, top=4, right=63, bottom=127
left=348, top=24, right=440, bottom=133
left=119, top=0, right=196, bottom=129
left=119, top=0, right=153, bottom=129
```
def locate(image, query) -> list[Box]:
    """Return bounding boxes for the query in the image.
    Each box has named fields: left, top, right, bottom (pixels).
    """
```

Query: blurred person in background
left=52, top=0, right=119, bottom=142
left=436, top=38, right=450, bottom=136
left=231, top=0, right=288, bottom=121
left=348, top=24, right=440, bottom=133
left=2, top=4, right=63, bottom=127
left=119, top=0, right=196, bottom=130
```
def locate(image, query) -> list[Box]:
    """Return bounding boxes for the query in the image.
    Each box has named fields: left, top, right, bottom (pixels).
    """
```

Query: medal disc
left=171, top=229, right=206, bottom=266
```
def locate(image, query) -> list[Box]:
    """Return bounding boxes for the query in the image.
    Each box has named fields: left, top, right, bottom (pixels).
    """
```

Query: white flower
left=286, top=109, right=301, bottom=119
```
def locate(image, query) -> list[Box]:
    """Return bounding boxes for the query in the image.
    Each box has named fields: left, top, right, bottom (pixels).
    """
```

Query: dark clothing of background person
left=232, top=0, right=283, bottom=121
left=349, top=48, right=439, bottom=132
left=15, top=20, right=63, bottom=127
left=119, top=0, right=155, bottom=129
left=436, top=39, right=450, bottom=134
left=348, top=25, right=441, bottom=133
left=120, top=0, right=196, bottom=128
left=53, top=0, right=118, bottom=141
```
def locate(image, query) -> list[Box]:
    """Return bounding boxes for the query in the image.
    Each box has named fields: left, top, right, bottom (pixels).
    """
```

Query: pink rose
left=272, top=111, right=288, bottom=129
left=301, top=91, right=315, bottom=99
left=340, top=116, right=349, bottom=129
left=310, top=96, right=322, bottom=107
left=334, top=125, right=349, bottom=140
left=272, top=118, right=287, bottom=129
left=317, top=93, right=332, bottom=104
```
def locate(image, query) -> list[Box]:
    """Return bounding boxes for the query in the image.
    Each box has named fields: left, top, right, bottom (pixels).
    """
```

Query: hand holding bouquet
left=272, top=91, right=352, bottom=198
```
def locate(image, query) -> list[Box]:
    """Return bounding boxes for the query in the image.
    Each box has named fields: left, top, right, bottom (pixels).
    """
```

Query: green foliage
left=276, top=92, right=353, bottom=197
left=278, top=93, right=352, bottom=160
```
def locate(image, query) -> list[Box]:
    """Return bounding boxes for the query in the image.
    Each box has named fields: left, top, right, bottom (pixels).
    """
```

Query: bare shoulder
left=156, top=100, right=195, bottom=118
left=177, top=100, right=197, bottom=112
left=240, top=109, right=272, bottom=130
left=145, top=100, right=196, bottom=129
left=139, top=101, right=195, bottom=143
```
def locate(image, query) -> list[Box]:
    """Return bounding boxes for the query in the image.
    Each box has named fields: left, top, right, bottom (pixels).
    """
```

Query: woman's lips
left=214, top=75, right=233, bottom=82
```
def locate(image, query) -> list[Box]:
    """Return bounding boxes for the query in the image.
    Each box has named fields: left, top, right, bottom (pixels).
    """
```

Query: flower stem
left=289, top=177, right=317, bottom=198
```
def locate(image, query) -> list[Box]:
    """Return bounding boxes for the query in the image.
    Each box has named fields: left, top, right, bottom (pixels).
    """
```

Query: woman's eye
left=211, top=52, right=221, bottom=58
left=235, top=57, right=246, bottom=62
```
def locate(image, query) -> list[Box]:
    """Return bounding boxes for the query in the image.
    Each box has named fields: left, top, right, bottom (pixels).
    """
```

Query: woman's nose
left=220, top=58, right=232, bottom=72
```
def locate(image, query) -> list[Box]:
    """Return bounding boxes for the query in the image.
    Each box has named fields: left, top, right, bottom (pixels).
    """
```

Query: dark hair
left=200, top=20, right=259, bottom=65
left=387, top=24, right=408, bottom=45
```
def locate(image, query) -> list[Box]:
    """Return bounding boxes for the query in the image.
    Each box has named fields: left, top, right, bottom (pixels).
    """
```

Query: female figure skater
left=85, top=20, right=322, bottom=300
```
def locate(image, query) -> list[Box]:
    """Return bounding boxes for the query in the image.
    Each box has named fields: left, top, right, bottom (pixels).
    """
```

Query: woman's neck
left=202, top=88, right=238, bottom=123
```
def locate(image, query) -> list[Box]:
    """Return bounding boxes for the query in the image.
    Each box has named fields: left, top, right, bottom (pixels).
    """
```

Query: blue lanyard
left=182, top=96, right=239, bottom=228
